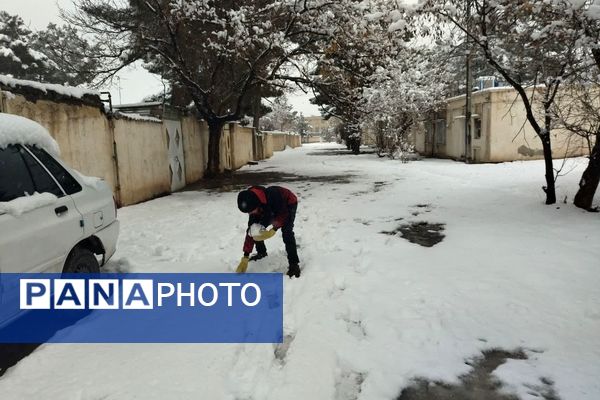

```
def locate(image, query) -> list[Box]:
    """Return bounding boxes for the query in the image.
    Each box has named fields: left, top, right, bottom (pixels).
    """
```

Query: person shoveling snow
left=236, top=186, right=300, bottom=277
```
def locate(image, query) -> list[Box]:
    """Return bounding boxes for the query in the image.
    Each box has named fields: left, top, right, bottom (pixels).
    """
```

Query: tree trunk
left=206, top=120, right=225, bottom=177
left=574, top=134, right=600, bottom=211
left=542, top=106, right=557, bottom=205
left=252, top=86, right=261, bottom=161
left=540, top=132, right=556, bottom=205
left=479, top=48, right=558, bottom=205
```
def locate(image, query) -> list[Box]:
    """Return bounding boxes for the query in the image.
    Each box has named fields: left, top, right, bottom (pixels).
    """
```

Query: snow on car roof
left=0, top=113, right=60, bottom=156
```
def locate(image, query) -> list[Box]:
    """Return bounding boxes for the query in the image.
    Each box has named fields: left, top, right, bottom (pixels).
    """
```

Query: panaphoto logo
left=20, top=278, right=262, bottom=310
left=2, top=273, right=282, bottom=343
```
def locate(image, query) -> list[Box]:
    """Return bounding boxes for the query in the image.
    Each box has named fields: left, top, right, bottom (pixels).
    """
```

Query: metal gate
left=164, top=119, right=186, bottom=191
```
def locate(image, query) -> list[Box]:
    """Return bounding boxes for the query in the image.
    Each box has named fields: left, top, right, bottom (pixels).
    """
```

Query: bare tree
left=421, top=0, right=585, bottom=204
left=553, top=81, right=600, bottom=210
left=66, top=0, right=338, bottom=176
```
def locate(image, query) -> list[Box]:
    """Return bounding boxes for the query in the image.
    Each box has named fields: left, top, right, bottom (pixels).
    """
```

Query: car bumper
left=96, top=219, right=119, bottom=265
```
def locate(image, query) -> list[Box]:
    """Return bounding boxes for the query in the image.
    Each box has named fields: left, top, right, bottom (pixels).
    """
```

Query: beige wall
left=305, top=115, right=340, bottom=133
left=2, top=88, right=300, bottom=206
left=181, top=116, right=207, bottom=183
left=112, top=118, right=171, bottom=206
left=220, top=125, right=232, bottom=171
left=443, top=105, right=470, bottom=159
left=414, top=121, right=427, bottom=155
left=230, top=124, right=254, bottom=169
left=263, top=133, right=274, bottom=159
left=1, top=92, right=117, bottom=191
left=288, top=134, right=302, bottom=147
left=260, top=131, right=300, bottom=151
left=271, top=133, right=288, bottom=151
left=1, top=91, right=176, bottom=206
left=487, top=89, right=588, bottom=162
left=422, top=87, right=589, bottom=162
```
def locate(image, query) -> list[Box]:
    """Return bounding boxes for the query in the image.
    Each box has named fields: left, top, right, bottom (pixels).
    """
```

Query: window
left=435, top=119, right=446, bottom=145
left=26, top=146, right=82, bottom=195
left=0, top=145, right=35, bottom=202
left=424, top=121, right=433, bottom=138
left=20, top=147, right=64, bottom=197
left=474, top=117, right=482, bottom=139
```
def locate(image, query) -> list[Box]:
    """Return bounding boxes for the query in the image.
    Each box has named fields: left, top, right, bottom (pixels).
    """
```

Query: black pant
left=256, top=204, right=299, bottom=265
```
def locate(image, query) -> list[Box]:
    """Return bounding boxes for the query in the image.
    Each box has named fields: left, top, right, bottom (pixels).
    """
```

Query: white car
left=0, top=113, right=119, bottom=274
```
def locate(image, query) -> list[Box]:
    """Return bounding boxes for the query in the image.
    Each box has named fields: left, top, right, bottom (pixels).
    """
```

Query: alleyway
left=1, top=143, right=598, bottom=400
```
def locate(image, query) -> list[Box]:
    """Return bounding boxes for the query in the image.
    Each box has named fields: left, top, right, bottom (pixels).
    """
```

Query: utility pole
left=464, top=0, right=472, bottom=163
left=251, top=84, right=261, bottom=161
left=116, top=76, right=123, bottom=105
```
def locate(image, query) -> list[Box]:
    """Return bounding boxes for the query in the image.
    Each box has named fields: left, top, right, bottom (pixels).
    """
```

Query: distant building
left=417, top=86, right=589, bottom=163
left=302, top=115, right=340, bottom=143
left=304, top=115, right=340, bottom=134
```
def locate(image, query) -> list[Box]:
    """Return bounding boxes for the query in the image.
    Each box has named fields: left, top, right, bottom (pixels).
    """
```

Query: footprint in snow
left=335, top=370, right=365, bottom=400
left=274, top=333, right=295, bottom=365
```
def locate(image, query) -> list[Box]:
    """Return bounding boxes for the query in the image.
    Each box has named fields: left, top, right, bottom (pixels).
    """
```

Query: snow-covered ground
left=1, top=143, right=599, bottom=400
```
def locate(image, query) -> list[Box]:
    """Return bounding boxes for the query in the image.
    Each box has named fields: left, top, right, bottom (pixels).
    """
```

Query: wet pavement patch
left=0, top=344, right=41, bottom=377
left=397, top=349, right=559, bottom=400
left=411, top=204, right=432, bottom=216
left=381, top=221, right=445, bottom=247
left=373, top=181, right=389, bottom=192
left=0, top=309, right=91, bottom=376
left=183, top=170, right=355, bottom=192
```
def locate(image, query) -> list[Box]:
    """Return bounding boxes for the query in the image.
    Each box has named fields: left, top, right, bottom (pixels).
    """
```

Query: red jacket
left=243, top=186, right=297, bottom=254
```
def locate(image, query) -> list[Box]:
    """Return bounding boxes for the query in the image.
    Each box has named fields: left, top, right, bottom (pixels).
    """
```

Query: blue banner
left=0, top=273, right=283, bottom=343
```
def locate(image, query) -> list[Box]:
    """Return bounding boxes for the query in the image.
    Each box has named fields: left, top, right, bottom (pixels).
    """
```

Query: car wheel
left=63, top=247, right=100, bottom=274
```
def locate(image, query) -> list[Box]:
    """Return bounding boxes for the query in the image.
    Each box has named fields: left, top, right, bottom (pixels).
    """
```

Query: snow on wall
left=114, top=111, right=162, bottom=123
left=0, top=113, right=60, bottom=156
left=0, top=74, right=98, bottom=100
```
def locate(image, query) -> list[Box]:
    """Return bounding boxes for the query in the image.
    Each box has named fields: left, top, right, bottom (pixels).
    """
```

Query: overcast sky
left=0, top=0, right=320, bottom=115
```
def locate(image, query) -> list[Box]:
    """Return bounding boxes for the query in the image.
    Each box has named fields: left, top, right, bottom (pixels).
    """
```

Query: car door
left=26, top=145, right=114, bottom=239
left=0, top=145, right=84, bottom=274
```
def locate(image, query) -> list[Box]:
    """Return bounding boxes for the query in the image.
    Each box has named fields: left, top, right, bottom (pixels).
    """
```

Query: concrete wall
left=229, top=124, right=254, bottom=169
left=486, top=89, right=588, bottom=162
left=0, top=93, right=117, bottom=190
left=289, top=135, right=302, bottom=147
left=444, top=105, right=471, bottom=159
left=271, top=133, right=288, bottom=152
left=113, top=118, right=171, bottom=206
left=414, top=121, right=427, bottom=155
left=420, top=87, right=589, bottom=162
left=263, top=133, right=274, bottom=159
left=304, top=136, right=322, bottom=144
left=220, top=125, right=232, bottom=172
left=181, top=116, right=207, bottom=183
left=260, top=131, right=300, bottom=152
left=1, top=87, right=302, bottom=206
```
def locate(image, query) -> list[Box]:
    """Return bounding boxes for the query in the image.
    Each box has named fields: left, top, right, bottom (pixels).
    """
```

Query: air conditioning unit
left=476, top=76, right=498, bottom=90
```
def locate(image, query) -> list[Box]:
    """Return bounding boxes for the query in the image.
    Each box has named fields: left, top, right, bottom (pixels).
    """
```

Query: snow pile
left=2, top=90, right=16, bottom=100
left=0, top=75, right=98, bottom=100
left=72, top=170, right=107, bottom=191
left=0, top=192, right=57, bottom=216
left=250, top=223, right=266, bottom=238
left=0, top=113, right=60, bottom=156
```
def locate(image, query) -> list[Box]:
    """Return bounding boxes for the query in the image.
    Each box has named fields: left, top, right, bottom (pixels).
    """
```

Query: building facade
left=416, top=87, right=590, bottom=162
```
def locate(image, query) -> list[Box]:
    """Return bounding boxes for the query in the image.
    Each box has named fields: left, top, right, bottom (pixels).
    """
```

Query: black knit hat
left=237, top=189, right=260, bottom=213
